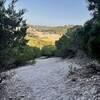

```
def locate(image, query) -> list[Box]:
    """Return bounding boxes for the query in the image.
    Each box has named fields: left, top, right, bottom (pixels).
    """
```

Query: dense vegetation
left=0, top=0, right=41, bottom=71
left=55, top=26, right=82, bottom=58
left=41, top=45, right=57, bottom=57
left=56, top=0, right=100, bottom=60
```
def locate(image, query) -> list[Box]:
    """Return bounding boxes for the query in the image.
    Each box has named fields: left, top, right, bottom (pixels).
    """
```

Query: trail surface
left=4, top=57, right=98, bottom=100
left=0, top=58, right=80, bottom=100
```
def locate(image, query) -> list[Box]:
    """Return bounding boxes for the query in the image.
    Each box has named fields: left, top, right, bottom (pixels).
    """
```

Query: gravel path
left=0, top=58, right=79, bottom=100
left=1, top=57, right=97, bottom=100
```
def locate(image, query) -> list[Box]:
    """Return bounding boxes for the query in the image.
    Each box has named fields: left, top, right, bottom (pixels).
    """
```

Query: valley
left=25, top=25, right=74, bottom=48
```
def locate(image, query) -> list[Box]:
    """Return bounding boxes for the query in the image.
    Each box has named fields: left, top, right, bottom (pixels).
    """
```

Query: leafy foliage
left=81, top=0, right=100, bottom=59
left=41, top=45, right=57, bottom=57
left=12, top=46, right=41, bottom=66
left=55, top=26, right=82, bottom=58
left=0, top=0, right=29, bottom=67
left=56, top=0, right=100, bottom=60
left=87, top=0, right=100, bottom=19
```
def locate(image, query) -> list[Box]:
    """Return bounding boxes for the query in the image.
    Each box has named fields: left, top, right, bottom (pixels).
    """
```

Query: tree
left=87, top=0, right=100, bottom=19
left=83, top=0, right=100, bottom=58
left=0, top=0, right=27, bottom=65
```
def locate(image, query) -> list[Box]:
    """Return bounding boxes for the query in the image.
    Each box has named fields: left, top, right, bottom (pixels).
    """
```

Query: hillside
left=25, top=25, right=75, bottom=48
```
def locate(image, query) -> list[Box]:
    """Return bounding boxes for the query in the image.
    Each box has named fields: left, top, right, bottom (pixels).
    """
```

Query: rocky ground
left=0, top=56, right=100, bottom=100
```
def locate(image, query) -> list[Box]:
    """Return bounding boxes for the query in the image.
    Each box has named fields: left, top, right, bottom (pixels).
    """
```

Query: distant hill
left=27, top=25, right=75, bottom=35
left=25, top=25, right=75, bottom=48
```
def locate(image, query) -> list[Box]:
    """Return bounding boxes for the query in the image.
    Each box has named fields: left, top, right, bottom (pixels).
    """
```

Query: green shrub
left=1, top=46, right=41, bottom=66
left=0, top=0, right=27, bottom=67
left=14, top=46, right=41, bottom=65
left=41, top=45, right=57, bottom=57
left=32, top=47, right=41, bottom=58
left=55, top=26, right=82, bottom=58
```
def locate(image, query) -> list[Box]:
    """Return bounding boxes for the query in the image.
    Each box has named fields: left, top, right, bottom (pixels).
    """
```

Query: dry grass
left=25, top=34, right=61, bottom=48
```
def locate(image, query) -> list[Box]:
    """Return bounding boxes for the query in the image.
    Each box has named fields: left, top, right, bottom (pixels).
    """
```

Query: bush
left=14, top=46, right=34, bottom=65
left=14, top=46, right=41, bottom=65
left=41, top=45, right=57, bottom=57
left=55, top=26, right=82, bottom=58
left=1, top=46, right=41, bottom=66
left=0, top=0, right=28, bottom=67
left=32, top=47, right=41, bottom=58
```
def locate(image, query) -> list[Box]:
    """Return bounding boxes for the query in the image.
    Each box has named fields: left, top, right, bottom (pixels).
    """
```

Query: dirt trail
left=0, top=58, right=80, bottom=100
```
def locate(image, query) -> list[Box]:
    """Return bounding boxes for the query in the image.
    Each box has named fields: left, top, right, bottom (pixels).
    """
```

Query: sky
left=7, top=0, right=91, bottom=26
